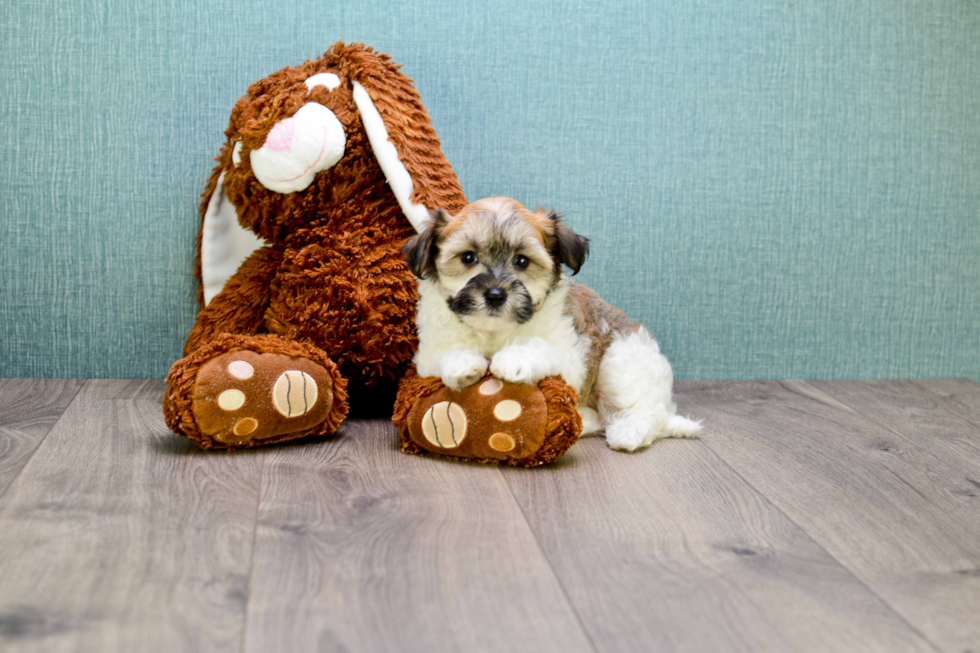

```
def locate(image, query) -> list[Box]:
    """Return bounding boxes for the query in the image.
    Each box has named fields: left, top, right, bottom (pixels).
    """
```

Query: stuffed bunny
left=164, top=43, right=580, bottom=465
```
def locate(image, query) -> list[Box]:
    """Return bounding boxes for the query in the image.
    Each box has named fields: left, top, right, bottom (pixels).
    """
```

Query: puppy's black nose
left=484, top=287, right=507, bottom=308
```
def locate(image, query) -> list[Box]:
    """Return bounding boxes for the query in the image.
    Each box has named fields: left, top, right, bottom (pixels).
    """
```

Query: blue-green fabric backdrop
left=2, top=0, right=978, bottom=380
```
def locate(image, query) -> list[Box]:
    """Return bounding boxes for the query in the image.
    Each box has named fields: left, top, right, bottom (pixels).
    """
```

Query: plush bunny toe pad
left=192, top=351, right=335, bottom=446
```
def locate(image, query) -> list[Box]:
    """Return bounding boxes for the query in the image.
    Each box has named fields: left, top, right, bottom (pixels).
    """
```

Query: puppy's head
left=403, top=197, right=589, bottom=329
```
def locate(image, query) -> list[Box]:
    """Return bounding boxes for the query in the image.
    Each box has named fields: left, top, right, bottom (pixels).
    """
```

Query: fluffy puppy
left=404, top=197, right=700, bottom=451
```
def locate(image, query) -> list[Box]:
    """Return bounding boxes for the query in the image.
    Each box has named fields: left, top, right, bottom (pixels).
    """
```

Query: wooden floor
left=0, top=379, right=978, bottom=652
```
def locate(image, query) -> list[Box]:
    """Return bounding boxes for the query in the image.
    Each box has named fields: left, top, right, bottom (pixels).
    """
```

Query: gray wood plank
left=810, top=380, right=980, bottom=487
left=911, top=378, right=980, bottom=402
left=911, top=378, right=980, bottom=430
left=0, top=379, right=84, bottom=496
left=502, top=435, right=935, bottom=653
left=0, top=379, right=264, bottom=653
left=681, top=380, right=980, bottom=653
left=243, top=418, right=595, bottom=653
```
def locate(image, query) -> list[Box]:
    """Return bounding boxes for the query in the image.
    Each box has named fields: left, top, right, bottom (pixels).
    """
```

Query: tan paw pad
left=233, top=418, right=258, bottom=436
left=272, top=371, right=318, bottom=418
left=488, top=432, right=516, bottom=452
left=493, top=399, right=522, bottom=422
left=421, top=401, right=467, bottom=449
left=217, top=389, right=246, bottom=411
left=227, top=360, right=254, bottom=379
left=479, top=378, right=503, bottom=395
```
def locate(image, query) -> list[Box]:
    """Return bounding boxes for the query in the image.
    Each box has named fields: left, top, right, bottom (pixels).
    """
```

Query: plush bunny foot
left=393, top=370, right=582, bottom=467
left=164, top=334, right=348, bottom=449
left=191, top=351, right=340, bottom=446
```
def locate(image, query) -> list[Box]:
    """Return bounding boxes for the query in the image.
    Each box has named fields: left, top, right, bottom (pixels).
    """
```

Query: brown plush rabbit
left=164, top=43, right=580, bottom=465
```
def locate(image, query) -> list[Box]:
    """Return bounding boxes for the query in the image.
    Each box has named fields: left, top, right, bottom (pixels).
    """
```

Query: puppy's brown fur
left=565, top=283, right=640, bottom=408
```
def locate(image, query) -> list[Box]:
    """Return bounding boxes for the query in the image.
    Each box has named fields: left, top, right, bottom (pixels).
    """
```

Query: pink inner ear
left=265, top=119, right=295, bottom=153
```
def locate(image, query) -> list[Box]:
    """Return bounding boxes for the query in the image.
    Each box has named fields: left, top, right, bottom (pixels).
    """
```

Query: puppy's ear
left=545, top=211, right=590, bottom=275
left=402, top=209, right=449, bottom=279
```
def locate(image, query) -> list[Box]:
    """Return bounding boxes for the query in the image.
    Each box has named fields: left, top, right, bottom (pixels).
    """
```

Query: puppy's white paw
left=441, top=353, right=490, bottom=391
left=605, top=420, right=648, bottom=452
left=578, top=407, right=603, bottom=437
left=490, top=345, right=552, bottom=386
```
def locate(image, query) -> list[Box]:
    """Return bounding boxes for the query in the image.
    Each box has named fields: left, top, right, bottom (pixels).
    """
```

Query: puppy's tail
left=667, top=414, right=703, bottom=437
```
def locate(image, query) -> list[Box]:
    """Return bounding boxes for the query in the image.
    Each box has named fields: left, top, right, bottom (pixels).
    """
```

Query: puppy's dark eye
left=513, top=254, right=530, bottom=269
left=461, top=251, right=477, bottom=265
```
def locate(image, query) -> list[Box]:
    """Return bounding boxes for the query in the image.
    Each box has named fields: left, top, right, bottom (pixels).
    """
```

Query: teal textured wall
left=1, top=0, right=978, bottom=380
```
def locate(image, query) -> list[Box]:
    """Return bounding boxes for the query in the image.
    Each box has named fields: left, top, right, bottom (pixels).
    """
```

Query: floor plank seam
left=498, top=468, right=601, bottom=653
left=692, top=433, right=945, bottom=653
left=0, top=378, right=87, bottom=505
left=238, top=451, right=267, bottom=653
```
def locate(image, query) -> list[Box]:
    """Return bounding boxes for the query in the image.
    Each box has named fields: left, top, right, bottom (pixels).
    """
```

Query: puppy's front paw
left=490, top=346, right=550, bottom=386
left=441, top=354, right=490, bottom=391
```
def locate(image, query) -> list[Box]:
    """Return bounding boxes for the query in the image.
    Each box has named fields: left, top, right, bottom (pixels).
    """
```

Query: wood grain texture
left=680, top=380, right=980, bottom=653
left=0, top=378, right=83, bottom=497
left=243, top=418, right=594, bottom=653
left=503, top=435, right=934, bottom=653
left=911, top=378, right=980, bottom=429
left=913, top=378, right=980, bottom=401
left=1, top=378, right=978, bottom=652
left=810, top=379, right=980, bottom=479
left=0, top=380, right=264, bottom=653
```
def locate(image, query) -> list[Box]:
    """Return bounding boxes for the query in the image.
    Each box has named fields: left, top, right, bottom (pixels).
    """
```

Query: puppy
left=403, top=197, right=700, bottom=452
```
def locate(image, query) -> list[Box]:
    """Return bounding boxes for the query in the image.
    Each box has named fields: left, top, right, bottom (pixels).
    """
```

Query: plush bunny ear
left=195, top=170, right=267, bottom=306
left=351, top=63, right=467, bottom=232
